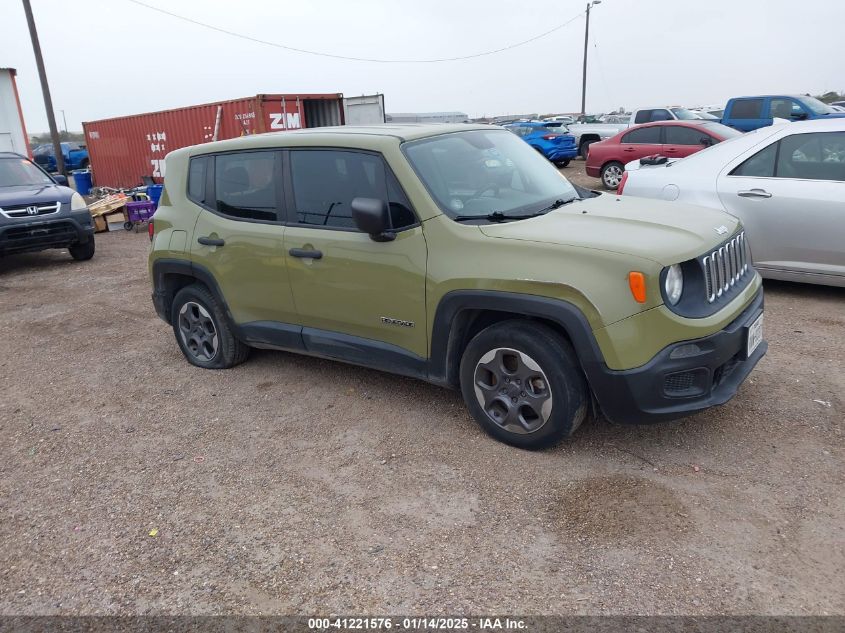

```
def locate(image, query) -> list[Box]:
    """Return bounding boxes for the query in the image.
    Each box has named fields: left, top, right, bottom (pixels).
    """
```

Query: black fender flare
left=428, top=290, right=607, bottom=388
left=151, top=258, right=234, bottom=326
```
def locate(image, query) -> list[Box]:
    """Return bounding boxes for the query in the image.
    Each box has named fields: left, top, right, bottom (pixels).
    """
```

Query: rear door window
left=622, top=126, right=662, bottom=144
left=213, top=151, right=279, bottom=222
left=634, top=110, right=654, bottom=124
left=729, top=99, right=764, bottom=119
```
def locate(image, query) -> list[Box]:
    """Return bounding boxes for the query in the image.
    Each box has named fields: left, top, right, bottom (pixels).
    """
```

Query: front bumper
left=588, top=289, right=766, bottom=424
left=0, top=211, right=94, bottom=256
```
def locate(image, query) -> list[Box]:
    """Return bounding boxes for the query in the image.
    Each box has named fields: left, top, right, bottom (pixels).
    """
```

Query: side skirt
left=238, top=321, right=431, bottom=382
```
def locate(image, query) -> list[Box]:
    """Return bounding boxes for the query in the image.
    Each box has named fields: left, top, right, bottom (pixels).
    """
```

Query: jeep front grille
left=0, top=201, right=61, bottom=218
left=703, top=232, right=748, bottom=303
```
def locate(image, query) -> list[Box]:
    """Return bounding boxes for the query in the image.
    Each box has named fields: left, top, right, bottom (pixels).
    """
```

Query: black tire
left=80, top=159, right=89, bottom=170
left=554, top=159, right=571, bottom=168
left=170, top=284, right=249, bottom=369
left=600, top=161, right=625, bottom=190
left=459, top=320, right=588, bottom=449
left=123, top=221, right=134, bottom=231
left=68, top=238, right=95, bottom=261
left=579, top=139, right=596, bottom=160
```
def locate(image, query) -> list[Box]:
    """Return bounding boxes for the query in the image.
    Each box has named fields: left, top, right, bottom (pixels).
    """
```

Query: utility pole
left=580, top=1, right=601, bottom=116
left=22, top=0, right=65, bottom=174
left=61, top=109, right=68, bottom=135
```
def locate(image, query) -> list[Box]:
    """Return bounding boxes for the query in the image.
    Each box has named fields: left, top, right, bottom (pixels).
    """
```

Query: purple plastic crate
left=125, top=200, right=156, bottom=224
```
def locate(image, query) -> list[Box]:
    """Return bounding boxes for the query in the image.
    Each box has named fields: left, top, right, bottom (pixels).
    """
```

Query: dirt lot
left=1, top=193, right=843, bottom=615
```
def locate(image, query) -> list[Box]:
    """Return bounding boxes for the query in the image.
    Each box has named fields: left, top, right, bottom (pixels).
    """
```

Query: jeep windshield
left=0, top=156, right=54, bottom=187
left=403, top=129, right=579, bottom=221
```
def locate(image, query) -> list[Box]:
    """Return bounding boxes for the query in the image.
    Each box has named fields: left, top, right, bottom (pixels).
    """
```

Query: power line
left=126, top=0, right=584, bottom=63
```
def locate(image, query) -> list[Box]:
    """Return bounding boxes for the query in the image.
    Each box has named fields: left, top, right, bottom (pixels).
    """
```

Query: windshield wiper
left=536, top=197, right=578, bottom=213
left=453, top=211, right=545, bottom=223
left=453, top=198, right=579, bottom=223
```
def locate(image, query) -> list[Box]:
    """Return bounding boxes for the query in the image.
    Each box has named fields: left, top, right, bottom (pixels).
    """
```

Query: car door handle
left=623, top=147, right=635, bottom=152
left=737, top=189, right=772, bottom=199
left=289, top=248, right=323, bottom=259
left=197, top=236, right=225, bottom=246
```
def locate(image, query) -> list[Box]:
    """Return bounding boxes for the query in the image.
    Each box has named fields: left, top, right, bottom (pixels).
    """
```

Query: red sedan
left=586, top=120, right=742, bottom=189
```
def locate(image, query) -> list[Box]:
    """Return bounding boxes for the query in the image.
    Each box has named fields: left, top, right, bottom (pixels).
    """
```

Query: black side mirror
left=53, top=174, right=68, bottom=186
left=700, top=136, right=713, bottom=147
left=790, top=112, right=808, bottom=121
left=351, top=197, right=395, bottom=242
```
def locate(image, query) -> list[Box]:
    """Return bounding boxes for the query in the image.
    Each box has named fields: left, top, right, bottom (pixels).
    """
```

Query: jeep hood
left=478, top=195, right=739, bottom=266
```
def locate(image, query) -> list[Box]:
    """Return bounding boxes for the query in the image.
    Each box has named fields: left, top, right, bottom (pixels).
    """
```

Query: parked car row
left=619, top=118, right=845, bottom=288
left=586, top=120, right=742, bottom=189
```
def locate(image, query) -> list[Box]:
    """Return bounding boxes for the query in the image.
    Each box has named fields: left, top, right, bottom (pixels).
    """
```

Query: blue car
left=504, top=122, right=578, bottom=167
left=0, top=152, right=95, bottom=260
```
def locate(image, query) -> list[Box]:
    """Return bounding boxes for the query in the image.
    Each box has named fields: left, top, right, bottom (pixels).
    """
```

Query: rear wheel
left=600, top=161, right=625, bottom=190
left=68, top=238, right=95, bottom=261
left=171, top=284, right=249, bottom=369
left=579, top=139, right=597, bottom=160
left=555, top=159, right=571, bottom=168
left=459, top=320, right=588, bottom=449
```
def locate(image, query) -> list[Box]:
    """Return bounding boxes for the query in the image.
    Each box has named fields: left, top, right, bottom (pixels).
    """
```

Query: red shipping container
left=82, top=93, right=345, bottom=188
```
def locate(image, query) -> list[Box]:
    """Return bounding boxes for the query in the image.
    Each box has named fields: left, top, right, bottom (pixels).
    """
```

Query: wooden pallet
left=88, top=194, right=129, bottom=217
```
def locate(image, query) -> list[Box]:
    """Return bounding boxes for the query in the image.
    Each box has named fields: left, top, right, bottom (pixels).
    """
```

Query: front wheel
left=170, top=284, right=250, bottom=369
left=555, top=159, right=571, bottom=168
left=68, top=238, right=95, bottom=261
left=600, top=162, right=625, bottom=190
left=459, top=320, right=588, bottom=449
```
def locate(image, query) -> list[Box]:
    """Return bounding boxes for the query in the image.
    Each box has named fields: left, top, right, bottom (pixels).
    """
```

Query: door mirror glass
left=351, top=197, right=395, bottom=242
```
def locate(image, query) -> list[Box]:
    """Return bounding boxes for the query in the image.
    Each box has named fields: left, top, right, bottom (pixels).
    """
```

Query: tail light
left=542, top=135, right=558, bottom=140
left=617, top=171, right=629, bottom=195
left=148, top=219, right=155, bottom=241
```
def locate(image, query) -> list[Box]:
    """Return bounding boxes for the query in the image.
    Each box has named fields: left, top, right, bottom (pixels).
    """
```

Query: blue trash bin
left=72, top=170, right=93, bottom=195
left=147, top=184, right=164, bottom=207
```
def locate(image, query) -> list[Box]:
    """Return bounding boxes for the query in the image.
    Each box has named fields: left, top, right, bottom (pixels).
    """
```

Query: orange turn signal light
left=628, top=271, right=647, bottom=303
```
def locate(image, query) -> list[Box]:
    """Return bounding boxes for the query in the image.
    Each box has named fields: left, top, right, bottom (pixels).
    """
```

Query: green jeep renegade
left=149, top=124, right=766, bottom=448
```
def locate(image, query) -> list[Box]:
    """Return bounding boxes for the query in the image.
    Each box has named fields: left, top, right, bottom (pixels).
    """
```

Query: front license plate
left=746, top=313, right=763, bottom=357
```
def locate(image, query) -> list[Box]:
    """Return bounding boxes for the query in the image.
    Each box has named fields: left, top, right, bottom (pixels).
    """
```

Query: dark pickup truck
left=32, top=142, right=90, bottom=173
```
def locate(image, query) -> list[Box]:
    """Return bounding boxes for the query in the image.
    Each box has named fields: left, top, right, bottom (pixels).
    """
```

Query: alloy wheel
left=178, top=301, right=219, bottom=362
left=603, top=164, right=623, bottom=188
left=472, top=348, right=553, bottom=434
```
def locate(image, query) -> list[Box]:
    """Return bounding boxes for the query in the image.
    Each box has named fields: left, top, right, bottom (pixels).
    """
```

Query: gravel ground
left=1, top=190, right=843, bottom=616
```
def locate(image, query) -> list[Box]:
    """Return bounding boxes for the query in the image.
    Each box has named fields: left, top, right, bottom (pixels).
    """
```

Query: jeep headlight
left=664, top=264, right=684, bottom=305
left=70, top=192, right=87, bottom=211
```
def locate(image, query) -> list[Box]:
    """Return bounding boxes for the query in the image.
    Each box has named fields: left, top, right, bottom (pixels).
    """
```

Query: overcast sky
left=3, top=0, right=843, bottom=132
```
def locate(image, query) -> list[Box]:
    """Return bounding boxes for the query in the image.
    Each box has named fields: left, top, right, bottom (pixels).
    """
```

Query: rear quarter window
left=729, top=99, right=765, bottom=119
left=187, top=156, right=208, bottom=205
